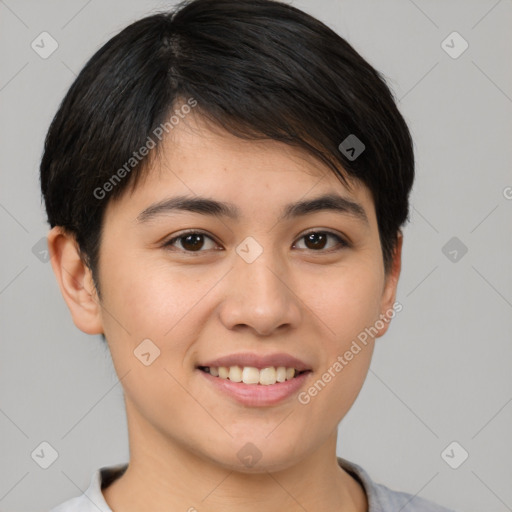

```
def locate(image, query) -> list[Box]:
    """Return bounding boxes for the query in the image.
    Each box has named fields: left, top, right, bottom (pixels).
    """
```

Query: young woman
left=42, top=1, right=453, bottom=510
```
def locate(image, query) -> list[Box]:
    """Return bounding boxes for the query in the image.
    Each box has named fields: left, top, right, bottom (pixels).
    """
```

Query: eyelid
left=163, top=229, right=220, bottom=250
left=294, top=229, right=350, bottom=250
left=163, top=228, right=350, bottom=252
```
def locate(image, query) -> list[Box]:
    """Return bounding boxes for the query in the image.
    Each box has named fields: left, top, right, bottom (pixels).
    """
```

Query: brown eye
left=164, top=232, right=218, bottom=252
left=295, top=231, right=347, bottom=252
left=181, top=234, right=205, bottom=251
left=304, top=232, right=328, bottom=250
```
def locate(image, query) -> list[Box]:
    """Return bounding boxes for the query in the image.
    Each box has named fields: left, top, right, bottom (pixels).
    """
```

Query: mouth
left=197, top=365, right=311, bottom=385
left=195, top=353, right=313, bottom=406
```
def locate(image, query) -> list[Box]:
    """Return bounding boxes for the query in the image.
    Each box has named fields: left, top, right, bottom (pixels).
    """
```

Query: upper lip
left=198, top=352, right=312, bottom=372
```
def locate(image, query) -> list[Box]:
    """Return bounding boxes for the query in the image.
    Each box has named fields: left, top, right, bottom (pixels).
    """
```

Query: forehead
left=106, top=113, right=376, bottom=226
left=156, top=114, right=349, bottom=186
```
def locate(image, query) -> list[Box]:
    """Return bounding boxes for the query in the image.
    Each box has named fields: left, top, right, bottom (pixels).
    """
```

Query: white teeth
left=276, top=366, right=287, bottom=383
left=204, top=365, right=300, bottom=384
left=242, top=366, right=260, bottom=384
left=228, top=365, right=243, bottom=382
left=259, top=367, right=276, bottom=385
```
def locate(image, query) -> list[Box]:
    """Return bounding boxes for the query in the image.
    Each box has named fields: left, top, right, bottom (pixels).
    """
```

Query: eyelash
left=162, top=229, right=349, bottom=254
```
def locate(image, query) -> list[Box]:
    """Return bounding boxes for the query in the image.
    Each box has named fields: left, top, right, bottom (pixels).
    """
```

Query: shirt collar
left=84, top=458, right=377, bottom=512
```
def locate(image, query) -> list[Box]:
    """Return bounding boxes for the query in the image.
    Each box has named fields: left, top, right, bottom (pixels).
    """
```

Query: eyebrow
left=136, top=193, right=369, bottom=225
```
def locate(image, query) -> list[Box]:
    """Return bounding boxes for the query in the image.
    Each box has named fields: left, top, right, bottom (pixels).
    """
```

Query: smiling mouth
left=197, top=365, right=311, bottom=386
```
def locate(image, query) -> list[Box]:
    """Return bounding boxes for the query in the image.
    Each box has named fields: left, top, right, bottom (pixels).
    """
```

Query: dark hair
left=40, top=0, right=414, bottom=301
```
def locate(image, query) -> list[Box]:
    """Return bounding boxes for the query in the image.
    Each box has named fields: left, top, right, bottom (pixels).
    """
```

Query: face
left=52, top=113, right=401, bottom=473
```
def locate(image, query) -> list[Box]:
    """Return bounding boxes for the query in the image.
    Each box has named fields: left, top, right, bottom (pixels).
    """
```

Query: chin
left=198, top=435, right=308, bottom=474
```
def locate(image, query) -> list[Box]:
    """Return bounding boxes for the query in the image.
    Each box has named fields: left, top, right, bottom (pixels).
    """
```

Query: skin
left=48, top=112, right=402, bottom=512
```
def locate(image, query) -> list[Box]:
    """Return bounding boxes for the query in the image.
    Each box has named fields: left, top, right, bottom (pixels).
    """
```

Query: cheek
left=98, top=257, right=210, bottom=419
left=103, top=254, right=211, bottom=337
left=302, top=260, right=384, bottom=349
left=289, top=262, right=382, bottom=416
left=297, top=277, right=379, bottom=432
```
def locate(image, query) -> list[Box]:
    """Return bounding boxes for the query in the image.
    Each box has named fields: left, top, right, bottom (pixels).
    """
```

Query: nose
left=218, top=249, right=302, bottom=336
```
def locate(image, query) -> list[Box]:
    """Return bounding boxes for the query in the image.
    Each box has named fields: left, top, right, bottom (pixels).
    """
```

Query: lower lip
left=198, top=369, right=311, bottom=407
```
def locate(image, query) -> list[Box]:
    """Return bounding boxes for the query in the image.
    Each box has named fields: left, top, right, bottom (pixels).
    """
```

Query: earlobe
left=47, top=226, right=104, bottom=335
left=375, top=232, right=403, bottom=339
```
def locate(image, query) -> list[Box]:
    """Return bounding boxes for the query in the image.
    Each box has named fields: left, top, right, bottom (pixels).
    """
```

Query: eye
left=163, top=231, right=219, bottom=252
left=293, top=230, right=348, bottom=252
left=163, top=229, right=349, bottom=254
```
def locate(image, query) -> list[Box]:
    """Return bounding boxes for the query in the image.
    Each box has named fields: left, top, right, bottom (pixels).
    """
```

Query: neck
left=103, top=400, right=367, bottom=512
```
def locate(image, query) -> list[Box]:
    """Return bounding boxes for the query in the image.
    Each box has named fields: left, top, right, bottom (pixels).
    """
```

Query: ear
left=47, top=226, right=104, bottom=335
left=374, top=231, right=403, bottom=339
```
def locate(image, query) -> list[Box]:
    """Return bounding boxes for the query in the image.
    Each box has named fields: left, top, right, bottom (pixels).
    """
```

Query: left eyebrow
left=136, top=193, right=369, bottom=226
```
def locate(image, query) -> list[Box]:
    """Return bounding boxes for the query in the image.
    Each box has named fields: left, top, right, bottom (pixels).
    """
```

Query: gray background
left=1, top=1, right=511, bottom=511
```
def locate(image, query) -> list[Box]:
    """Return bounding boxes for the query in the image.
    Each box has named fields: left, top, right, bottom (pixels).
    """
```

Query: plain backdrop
left=1, top=1, right=511, bottom=511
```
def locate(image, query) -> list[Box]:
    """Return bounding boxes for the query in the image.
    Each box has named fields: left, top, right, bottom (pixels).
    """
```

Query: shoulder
left=369, top=480, right=455, bottom=511
left=337, top=457, right=456, bottom=512
left=48, top=463, right=128, bottom=512
left=48, top=494, right=101, bottom=512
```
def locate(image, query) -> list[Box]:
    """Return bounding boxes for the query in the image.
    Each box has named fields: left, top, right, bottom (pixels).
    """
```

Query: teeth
left=204, top=365, right=300, bottom=385
left=276, top=366, right=287, bottom=383
left=259, top=367, right=276, bottom=385
left=228, top=366, right=242, bottom=382
left=242, top=367, right=260, bottom=384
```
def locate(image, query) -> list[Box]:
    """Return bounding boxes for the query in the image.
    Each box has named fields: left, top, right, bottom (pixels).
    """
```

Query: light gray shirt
left=49, top=457, right=456, bottom=511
